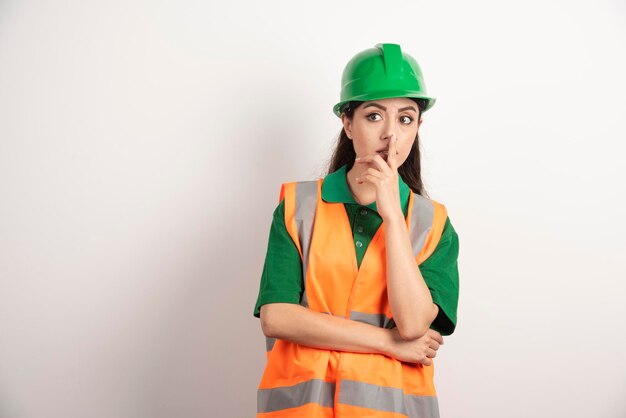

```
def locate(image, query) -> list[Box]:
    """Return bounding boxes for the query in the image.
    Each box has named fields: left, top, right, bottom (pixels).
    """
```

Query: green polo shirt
left=253, top=164, right=459, bottom=335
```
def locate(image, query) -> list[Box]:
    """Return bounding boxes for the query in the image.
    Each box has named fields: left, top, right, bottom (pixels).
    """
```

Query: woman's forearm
left=261, top=303, right=393, bottom=356
left=384, top=212, right=438, bottom=340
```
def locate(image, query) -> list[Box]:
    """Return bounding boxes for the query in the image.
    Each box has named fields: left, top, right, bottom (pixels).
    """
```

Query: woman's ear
left=341, top=114, right=353, bottom=140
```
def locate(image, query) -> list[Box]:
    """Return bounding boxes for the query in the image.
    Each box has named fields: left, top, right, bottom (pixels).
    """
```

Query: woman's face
left=342, top=97, right=422, bottom=167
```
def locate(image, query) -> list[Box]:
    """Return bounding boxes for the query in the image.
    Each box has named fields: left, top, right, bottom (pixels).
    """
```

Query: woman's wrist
left=382, top=208, right=406, bottom=226
left=377, top=328, right=396, bottom=357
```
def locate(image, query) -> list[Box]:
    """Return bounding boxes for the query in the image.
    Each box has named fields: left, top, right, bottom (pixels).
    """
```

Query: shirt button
left=356, top=241, right=363, bottom=248
left=360, top=208, right=368, bottom=216
left=356, top=225, right=364, bottom=233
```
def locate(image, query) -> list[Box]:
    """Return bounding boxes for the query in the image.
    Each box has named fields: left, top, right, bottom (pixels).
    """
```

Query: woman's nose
left=382, top=132, right=396, bottom=146
left=382, top=119, right=398, bottom=141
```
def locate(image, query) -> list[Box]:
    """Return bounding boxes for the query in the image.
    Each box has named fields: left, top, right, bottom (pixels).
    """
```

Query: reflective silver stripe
left=349, top=310, right=396, bottom=329
left=409, top=193, right=435, bottom=258
left=265, top=336, right=275, bottom=351
left=300, top=286, right=309, bottom=308
left=339, top=379, right=440, bottom=418
left=258, top=378, right=335, bottom=413
left=295, top=181, right=318, bottom=308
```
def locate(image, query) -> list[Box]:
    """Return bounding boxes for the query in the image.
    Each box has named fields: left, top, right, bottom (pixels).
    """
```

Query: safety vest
left=257, top=177, right=448, bottom=418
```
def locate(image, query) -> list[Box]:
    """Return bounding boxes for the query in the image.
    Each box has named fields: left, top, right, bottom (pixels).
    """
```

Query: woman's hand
left=385, top=327, right=444, bottom=366
left=355, top=136, right=403, bottom=222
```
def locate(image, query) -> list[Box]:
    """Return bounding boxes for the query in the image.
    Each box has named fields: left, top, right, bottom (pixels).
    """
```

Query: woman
left=253, top=43, right=460, bottom=418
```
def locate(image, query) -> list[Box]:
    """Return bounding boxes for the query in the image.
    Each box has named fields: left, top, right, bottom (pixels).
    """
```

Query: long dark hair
left=325, top=98, right=429, bottom=197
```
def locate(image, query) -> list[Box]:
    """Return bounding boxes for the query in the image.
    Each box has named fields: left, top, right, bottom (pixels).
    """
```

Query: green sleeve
left=253, top=199, right=304, bottom=318
left=419, top=216, right=460, bottom=336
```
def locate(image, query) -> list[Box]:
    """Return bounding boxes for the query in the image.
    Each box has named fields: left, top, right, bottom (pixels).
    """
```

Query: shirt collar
left=321, top=163, right=411, bottom=213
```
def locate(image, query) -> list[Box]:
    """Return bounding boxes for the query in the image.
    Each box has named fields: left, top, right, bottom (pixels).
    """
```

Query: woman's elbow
left=398, top=325, right=428, bottom=341
left=396, top=318, right=431, bottom=340
left=259, top=305, right=276, bottom=338
left=398, top=305, right=439, bottom=340
left=260, top=303, right=294, bottom=338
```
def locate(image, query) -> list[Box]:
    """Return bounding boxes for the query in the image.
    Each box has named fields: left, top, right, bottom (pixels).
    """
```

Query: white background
left=1, top=1, right=625, bottom=417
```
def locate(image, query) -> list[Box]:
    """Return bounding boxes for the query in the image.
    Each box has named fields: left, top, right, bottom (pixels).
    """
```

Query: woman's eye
left=366, top=113, right=382, bottom=121
left=400, top=116, right=414, bottom=124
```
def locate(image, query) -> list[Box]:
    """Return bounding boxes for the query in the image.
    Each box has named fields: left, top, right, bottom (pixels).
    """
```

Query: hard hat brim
left=333, top=91, right=436, bottom=118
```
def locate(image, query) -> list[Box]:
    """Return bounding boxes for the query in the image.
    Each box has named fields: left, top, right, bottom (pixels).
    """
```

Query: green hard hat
left=333, top=43, right=436, bottom=118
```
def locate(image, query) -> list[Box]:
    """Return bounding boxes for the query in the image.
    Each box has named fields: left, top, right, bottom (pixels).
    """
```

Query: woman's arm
left=353, top=140, right=439, bottom=341
left=260, top=303, right=444, bottom=365
left=384, top=214, right=439, bottom=340
left=260, top=303, right=392, bottom=355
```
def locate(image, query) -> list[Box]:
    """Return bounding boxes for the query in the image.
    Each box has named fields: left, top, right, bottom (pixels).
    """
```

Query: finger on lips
left=388, top=137, right=398, bottom=167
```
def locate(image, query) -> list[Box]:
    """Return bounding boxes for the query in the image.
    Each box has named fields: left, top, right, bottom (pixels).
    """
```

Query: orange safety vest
left=257, top=177, right=448, bottom=418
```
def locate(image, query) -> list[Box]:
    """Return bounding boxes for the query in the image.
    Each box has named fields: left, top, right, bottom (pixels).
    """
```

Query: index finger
left=387, top=135, right=398, bottom=171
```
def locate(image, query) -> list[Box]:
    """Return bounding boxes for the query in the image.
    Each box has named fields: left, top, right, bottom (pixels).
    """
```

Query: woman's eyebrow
left=363, top=103, right=417, bottom=113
